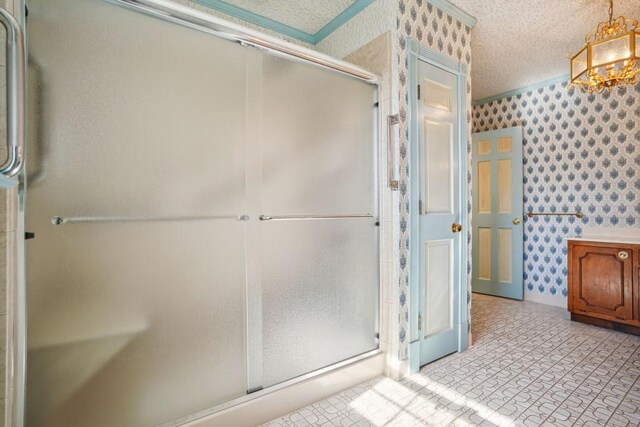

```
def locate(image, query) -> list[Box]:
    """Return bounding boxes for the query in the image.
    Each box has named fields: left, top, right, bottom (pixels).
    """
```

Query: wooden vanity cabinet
left=568, top=240, right=640, bottom=334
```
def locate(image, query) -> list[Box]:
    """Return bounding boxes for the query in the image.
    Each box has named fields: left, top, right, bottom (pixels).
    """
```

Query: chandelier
left=569, top=0, right=639, bottom=93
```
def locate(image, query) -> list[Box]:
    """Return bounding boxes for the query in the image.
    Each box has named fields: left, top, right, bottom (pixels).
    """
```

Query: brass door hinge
left=417, top=84, right=421, bottom=100
left=418, top=313, right=422, bottom=331
left=418, top=199, right=423, bottom=215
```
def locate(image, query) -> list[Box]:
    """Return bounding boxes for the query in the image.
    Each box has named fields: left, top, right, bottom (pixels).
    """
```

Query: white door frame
left=407, top=39, right=470, bottom=374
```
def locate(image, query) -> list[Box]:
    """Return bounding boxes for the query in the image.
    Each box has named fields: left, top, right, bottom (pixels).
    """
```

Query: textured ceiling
left=449, top=0, right=640, bottom=100
left=223, top=0, right=357, bottom=34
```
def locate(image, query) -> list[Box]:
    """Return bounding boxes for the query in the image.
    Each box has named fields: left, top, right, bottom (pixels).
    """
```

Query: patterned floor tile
left=263, top=294, right=640, bottom=426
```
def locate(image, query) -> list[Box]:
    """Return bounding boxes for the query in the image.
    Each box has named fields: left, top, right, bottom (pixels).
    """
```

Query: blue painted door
left=417, top=61, right=462, bottom=365
left=472, top=127, right=524, bottom=300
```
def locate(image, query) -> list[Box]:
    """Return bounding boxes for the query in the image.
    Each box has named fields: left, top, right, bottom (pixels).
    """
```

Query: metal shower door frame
left=7, top=0, right=384, bottom=425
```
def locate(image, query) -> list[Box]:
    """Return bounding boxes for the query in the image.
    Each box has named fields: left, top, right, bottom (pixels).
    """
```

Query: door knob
left=513, top=218, right=521, bottom=225
left=451, top=223, right=462, bottom=233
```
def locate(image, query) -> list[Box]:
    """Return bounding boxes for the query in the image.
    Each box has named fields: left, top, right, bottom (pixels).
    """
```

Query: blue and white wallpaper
left=473, top=81, right=640, bottom=305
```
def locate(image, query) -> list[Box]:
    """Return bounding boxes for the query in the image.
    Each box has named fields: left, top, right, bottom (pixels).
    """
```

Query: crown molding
left=428, top=0, right=477, bottom=29
left=314, top=0, right=375, bottom=43
left=193, top=0, right=374, bottom=45
left=473, top=74, right=571, bottom=106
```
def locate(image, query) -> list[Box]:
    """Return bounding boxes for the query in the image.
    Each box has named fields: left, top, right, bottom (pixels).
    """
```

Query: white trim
left=524, top=291, right=567, bottom=308
left=387, top=357, right=411, bottom=381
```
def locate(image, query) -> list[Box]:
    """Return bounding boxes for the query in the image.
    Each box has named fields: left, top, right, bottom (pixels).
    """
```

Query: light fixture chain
left=608, top=0, right=613, bottom=24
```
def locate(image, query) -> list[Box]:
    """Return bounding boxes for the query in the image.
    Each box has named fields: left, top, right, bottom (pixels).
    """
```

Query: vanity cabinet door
left=570, top=244, right=634, bottom=321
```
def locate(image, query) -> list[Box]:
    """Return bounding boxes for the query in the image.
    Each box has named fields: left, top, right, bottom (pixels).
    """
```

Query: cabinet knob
left=618, top=251, right=629, bottom=260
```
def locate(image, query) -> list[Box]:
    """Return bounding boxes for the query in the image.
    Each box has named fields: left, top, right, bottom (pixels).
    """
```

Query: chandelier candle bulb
left=569, top=0, right=639, bottom=93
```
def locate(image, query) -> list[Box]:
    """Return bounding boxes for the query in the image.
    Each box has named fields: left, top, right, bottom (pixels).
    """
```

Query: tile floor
left=264, top=294, right=640, bottom=426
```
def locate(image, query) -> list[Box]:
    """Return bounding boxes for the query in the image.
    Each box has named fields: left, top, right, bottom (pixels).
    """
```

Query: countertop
left=565, top=226, right=640, bottom=245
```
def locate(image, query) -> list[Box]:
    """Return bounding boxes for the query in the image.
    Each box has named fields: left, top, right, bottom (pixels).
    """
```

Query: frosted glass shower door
left=255, top=55, right=379, bottom=388
left=26, top=0, right=249, bottom=426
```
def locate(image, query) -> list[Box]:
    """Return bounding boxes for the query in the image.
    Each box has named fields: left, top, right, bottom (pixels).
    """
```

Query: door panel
left=257, top=52, right=379, bottom=388
left=260, top=54, right=376, bottom=216
left=424, top=240, right=453, bottom=337
left=424, top=119, right=453, bottom=213
left=478, top=228, right=492, bottom=280
left=498, top=228, right=513, bottom=283
left=423, top=79, right=452, bottom=111
left=27, top=0, right=249, bottom=425
left=477, top=161, right=491, bottom=214
left=497, top=159, right=512, bottom=213
left=260, top=219, right=379, bottom=387
left=418, top=61, right=461, bottom=366
left=472, top=127, right=524, bottom=300
left=571, top=245, right=633, bottom=320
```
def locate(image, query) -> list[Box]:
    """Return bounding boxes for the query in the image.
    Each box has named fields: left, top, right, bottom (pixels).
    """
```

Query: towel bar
left=526, top=212, right=584, bottom=219
left=51, top=214, right=246, bottom=225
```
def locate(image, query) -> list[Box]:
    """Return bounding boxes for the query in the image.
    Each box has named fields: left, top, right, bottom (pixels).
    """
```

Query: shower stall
left=3, top=0, right=381, bottom=425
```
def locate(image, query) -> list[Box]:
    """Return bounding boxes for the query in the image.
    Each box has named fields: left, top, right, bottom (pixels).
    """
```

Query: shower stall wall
left=22, top=0, right=380, bottom=425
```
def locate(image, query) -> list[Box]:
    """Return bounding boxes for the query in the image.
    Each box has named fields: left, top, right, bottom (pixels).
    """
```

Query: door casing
left=407, top=40, right=469, bottom=374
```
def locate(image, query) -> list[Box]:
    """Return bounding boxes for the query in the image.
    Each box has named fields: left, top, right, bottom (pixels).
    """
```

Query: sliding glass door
left=24, top=0, right=378, bottom=425
left=26, top=0, right=250, bottom=425
left=256, top=54, right=379, bottom=388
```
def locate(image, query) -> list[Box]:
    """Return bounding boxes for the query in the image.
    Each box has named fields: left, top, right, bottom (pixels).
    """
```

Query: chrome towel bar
left=51, top=214, right=375, bottom=224
left=259, top=214, right=373, bottom=221
left=526, top=212, right=584, bottom=219
left=51, top=214, right=247, bottom=225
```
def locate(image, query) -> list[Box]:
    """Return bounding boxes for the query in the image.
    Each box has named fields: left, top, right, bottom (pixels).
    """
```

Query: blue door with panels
left=472, top=127, right=524, bottom=300
left=417, top=60, right=462, bottom=365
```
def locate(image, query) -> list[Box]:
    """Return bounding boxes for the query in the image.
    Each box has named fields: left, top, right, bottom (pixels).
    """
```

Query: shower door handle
left=0, top=7, right=25, bottom=177
left=387, top=114, right=399, bottom=190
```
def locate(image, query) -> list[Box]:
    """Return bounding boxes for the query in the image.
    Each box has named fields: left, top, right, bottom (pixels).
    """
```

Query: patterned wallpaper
left=397, top=0, right=473, bottom=360
left=473, top=81, right=640, bottom=306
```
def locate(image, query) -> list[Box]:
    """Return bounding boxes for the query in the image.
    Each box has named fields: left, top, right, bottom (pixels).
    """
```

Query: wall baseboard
left=524, top=291, right=567, bottom=309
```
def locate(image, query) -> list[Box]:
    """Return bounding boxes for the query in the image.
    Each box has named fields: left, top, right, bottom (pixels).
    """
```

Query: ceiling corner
left=428, top=0, right=477, bottom=28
